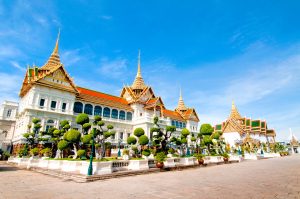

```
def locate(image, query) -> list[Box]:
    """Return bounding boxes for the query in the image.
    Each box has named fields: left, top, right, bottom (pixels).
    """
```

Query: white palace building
left=0, top=34, right=200, bottom=154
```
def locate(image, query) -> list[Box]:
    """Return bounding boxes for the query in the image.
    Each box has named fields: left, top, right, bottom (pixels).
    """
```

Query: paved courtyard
left=0, top=155, right=300, bottom=199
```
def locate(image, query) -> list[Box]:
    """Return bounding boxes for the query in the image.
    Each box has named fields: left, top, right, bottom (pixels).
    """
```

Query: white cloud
left=98, top=57, right=128, bottom=79
left=61, top=49, right=82, bottom=66
left=10, top=61, right=26, bottom=72
left=0, top=73, right=22, bottom=104
left=101, top=15, right=112, bottom=20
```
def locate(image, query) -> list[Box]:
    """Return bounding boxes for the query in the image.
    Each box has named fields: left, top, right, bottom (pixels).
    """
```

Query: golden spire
left=131, top=50, right=146, bottom=90
left=41, top=29, right=61, bottom=70
left=229, top=100, right=242, bottom=120
left=176, top=87, right=187, bottom=111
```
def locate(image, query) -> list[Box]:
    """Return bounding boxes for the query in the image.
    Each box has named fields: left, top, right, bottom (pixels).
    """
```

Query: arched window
left=73, top=102, right=83, bottom=113
left=179, top=122, right=183, bottom=128
left=46, top=119, right=55, bottom=132
left=126, top=112, right=132, bottom=121
left=119, top=111, right=125, bottom=120
left=111, top=109, right=118, bottom=119
left=84, top=104, right=93, bottom=115
left=94, top=106, right=102, bottom=116
left=103, top=107, right=111, bottom=118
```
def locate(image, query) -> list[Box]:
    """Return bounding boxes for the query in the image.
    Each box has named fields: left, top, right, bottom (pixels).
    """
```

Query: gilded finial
left=137, top=49, right=141, bottom=77
left=53, top=29, right=60, bottom=55
left=41, top=29, right=61, bottom=70
left=131, top=49, right=146, bottom=90
left=176, top=87, right=187, bottom=111
left=229, top=100, right=242, bottom=120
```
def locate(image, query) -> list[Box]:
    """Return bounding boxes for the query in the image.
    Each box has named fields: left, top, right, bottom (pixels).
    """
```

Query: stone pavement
left=0, top=155, right=300, bottom=199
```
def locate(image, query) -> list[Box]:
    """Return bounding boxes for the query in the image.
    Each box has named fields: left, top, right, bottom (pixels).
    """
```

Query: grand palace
left=0, top=33, right=278, bottom=153
left=0, top=34, right=200, bottom=153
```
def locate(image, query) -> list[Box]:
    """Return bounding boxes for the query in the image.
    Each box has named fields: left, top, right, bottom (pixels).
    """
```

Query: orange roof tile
left=162, top=109, right=185, bottom=121
left=76, top=87, right=132, bottom=111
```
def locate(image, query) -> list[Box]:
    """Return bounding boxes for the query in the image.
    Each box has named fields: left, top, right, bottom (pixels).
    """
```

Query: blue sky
left=0, top=0, right=300, bottom=141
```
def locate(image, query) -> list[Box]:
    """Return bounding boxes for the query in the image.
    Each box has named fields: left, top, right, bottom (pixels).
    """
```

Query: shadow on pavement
left=0, top=162, right=19, bottom=172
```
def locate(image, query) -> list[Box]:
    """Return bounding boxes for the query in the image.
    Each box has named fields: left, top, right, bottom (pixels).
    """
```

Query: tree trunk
left=73, top=144, right=78, bottom=159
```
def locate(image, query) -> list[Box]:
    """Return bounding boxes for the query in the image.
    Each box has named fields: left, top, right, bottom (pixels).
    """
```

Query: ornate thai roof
left=175, top=88, right=187, bottom=112
left=229, top=101, right=242, bottom=120
left=41, top=31, right=61, bottom=70
left=77, top=87, right=132, bottom=111
left=131, top=50, right=146, bottom=90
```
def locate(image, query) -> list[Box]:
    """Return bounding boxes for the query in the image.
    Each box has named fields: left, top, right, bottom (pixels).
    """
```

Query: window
left=140, top=113, right=143, bottom=117
left=39, top=99, right=45, bottom=108
left=6, top=109, right=12, bottom=118
left=112, top=109, right=118, bottom=119
left=111, top=133, right=115, bottom=140
left=127, top=112, right=132, bottom=121
left=179, top=122, right=183, bottom=128
left=84, top=104, right=93, bottom=115
left=103, top=107, right=110, bottom=118
left=94, top=106, right=102, bottom=116
left=119, top=111, right=125, bottom=120
left=73, top=102, right=83, bottom=113
left=183, top=123, right=186, bottom=128
left=120, top=132, right=124, bottom=140
left=51, top=101, right=57, bottom=110
left=175, top=121, right=179, bottom=128
left=46, top=120, right=55, bottom=132
left=171, top=120, right=176, bottom=126
left=62, top=103, right=67, bottom=112
left=127, top=133, right=131, bottom=138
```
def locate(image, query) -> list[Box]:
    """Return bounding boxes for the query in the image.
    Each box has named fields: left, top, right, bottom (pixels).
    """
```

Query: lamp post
left=88, top=127, right=96, bottom=176
left=117, top=138, right=121, bottom=157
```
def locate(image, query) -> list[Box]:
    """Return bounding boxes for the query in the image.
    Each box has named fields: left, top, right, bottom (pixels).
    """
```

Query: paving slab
left=0, top=155, right=300, bottom=199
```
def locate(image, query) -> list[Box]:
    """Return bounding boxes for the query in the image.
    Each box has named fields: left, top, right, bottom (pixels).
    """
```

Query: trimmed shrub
left=76, top=113, right=89, bottom=125
left=107, top=124, right=114, bottom=130
left=58, top=140, right=69, bottom=151
left=127, top=136, right=137, bottom=145
left=94, top=115, right=102, bottom=122
left=32, top=118, right=41, bottom=124
left=40, top=148, right=51, bottom=157
left=63, top=124, right=70, bottom=130
left=122, top=149, right=129, bottom=155
left=181, top=128, right=190, bottom=137
left=97, top=121, right=105, bottom=126
left=134, top=128, right=145, bottom=137
left=60, top=120, right=69, bottom=128
left=65, top=129, right=81, bottom=143
left=142, top=149, right=151, bottom=156
left=82, top=123, right=92, bottom=132
left=138, top=135, right=149, bottom=146
left=200, top=124, right=214, bottom=135
left=82, top=134, right=92, bottom=144
left=53, top=129, right=61, bottom=137
left=77, top=149, right=86, bottom=159
left=30, top=147, right=39, bottom=156
left=155, top=152, right=166, bottom=163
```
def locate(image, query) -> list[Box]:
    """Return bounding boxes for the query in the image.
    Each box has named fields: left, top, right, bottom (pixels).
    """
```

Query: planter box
left=61, top=160, right=82, bottom=173
left=229, top=155, right=243, bottom=162
left=27, top=159, right=40, bottom=169
left=112, top=160, right=129, bottom=172
left=128, top=159, right=149, bottom=170
left=244, top=153, right=258, bottom=160
left=48, top=160, right=63, bottom=170
left=18, top=157, right=30, bottom=168
left=80, top=161, right=113, bottom=175
left=164, top=158, right=176, bottom=168
left=204, top=156, right=223, bottom=164
left=179, top=157, right=196, bottom=166
left=38, top=159, right=49, bottom=168
left=263, top=153, right=280, bottom=158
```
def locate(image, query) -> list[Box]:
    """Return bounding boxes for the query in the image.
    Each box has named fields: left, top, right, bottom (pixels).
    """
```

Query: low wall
left=7, top=157, right=149, bottom=176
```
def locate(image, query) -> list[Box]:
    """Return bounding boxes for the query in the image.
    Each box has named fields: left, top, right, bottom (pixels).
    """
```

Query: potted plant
left=194, top=153, right=205, bottom=165
left=122, top=149, right=129, bottom=160
left=30, top=147, right=39, bottom=157
left=222, top=153, right=229, bottom=163
left=40, top=148, right=51, bottom=157
left=155, top=152, right=166, bottom=168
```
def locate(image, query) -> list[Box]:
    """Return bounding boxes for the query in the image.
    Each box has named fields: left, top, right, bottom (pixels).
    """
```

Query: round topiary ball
left=139, top=135, right=149, bottom=146
left=127, top=136, right=137, bottom=145
left=65, top=129, right=81, bottom=143
left=58, top=140, right=69, bottom=150
left=76, top=113, right=89, bottom=125
left=53, top=129, right=61, bottom=137
left=181, top=128, right=190, bottom=137
left=60, top=120, right=69, bottom=128
left=134, top=128, right=145, bottom=137
left=142, top=149, right=151, bottom=156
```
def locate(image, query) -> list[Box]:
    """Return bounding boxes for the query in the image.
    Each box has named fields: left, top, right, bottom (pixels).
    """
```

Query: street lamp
left=117, top=138, right=121, bottom=157
left=87, top=127, right=96, bottom=176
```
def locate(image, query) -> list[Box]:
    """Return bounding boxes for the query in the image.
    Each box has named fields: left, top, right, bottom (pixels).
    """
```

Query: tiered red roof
left=76, top=87, right=132, bottom=111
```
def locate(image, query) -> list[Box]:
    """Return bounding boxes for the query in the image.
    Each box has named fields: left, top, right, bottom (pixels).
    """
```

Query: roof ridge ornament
left=131, top=49, right=146, bottom=90
left=41, top=29, right=61, bottom=70
left=176, top=87, right=187, bottom=111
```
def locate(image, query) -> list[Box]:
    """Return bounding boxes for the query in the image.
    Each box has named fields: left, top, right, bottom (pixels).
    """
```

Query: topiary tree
left=134, top=128, right=145, bottom=137
left=199, top=124, right=214, bottom=154
left=64, top=129, right=81, bottom=159
left=127, top=136, right=137, bottom=145
left=76, top=113, right=90, bottom=135
left=91, top=116, right=115, bottom=159
left=150, top=116, right=176, bottom=154
left=57, top=140, right=69, bottom=158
